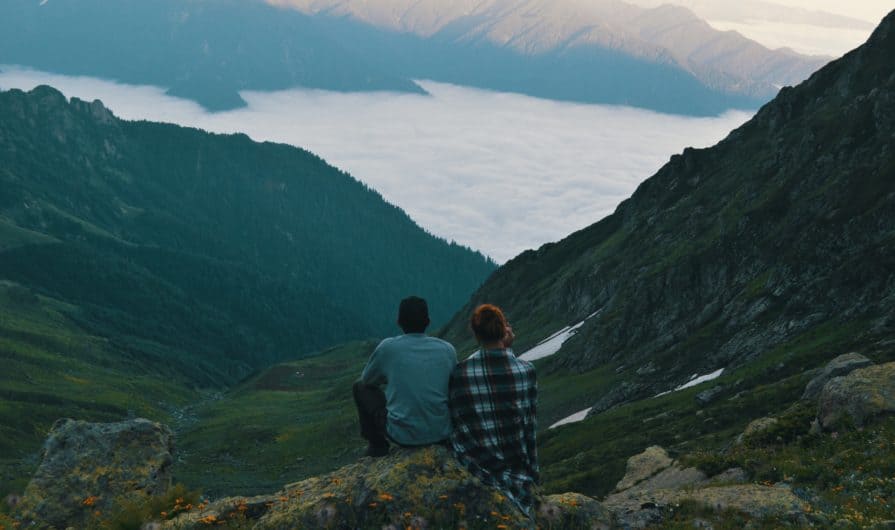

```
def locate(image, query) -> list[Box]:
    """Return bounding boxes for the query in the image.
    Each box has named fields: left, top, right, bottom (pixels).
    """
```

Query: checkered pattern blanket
left=449, top=348, right=539, bottom=515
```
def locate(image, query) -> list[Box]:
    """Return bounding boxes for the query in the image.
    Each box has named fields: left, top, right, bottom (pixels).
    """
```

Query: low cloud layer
left=0, top=67, right=751, bottom=262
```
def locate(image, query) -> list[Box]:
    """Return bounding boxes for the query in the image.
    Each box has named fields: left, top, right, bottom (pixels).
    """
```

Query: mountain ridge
left=271, top=0, right=828, bottom=101
left=441, top=8, right=895, bottom=403
left=0, top=0, right=426, bottom=111
left=0, top=84, right=494, bottom=485
left=2, top=0, right=825, bottom=116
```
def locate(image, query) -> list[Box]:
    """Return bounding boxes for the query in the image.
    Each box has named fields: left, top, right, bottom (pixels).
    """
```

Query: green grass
left=0, top=217, right=57, bottom=251
left=0, top=282, right=198, bottom=499
left=173, top=338, right=624, bottom=497
left=3, top=285, right=891, bottom=530
left=173, top=341, right=377, bottom=497
left=537, top=318, right=885, bottom=498
left=682, top=412, right=895, bottom=528
left=537, top=364, right=619, bottom=427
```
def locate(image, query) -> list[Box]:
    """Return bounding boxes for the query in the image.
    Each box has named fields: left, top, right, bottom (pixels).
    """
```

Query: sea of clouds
left=0, top=66, right=752, bottom=262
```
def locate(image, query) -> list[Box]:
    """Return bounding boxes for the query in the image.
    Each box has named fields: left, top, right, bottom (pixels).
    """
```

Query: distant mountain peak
left=442, top=8, right=895, bottom=392
left=270, top=0, right=828, bottom=100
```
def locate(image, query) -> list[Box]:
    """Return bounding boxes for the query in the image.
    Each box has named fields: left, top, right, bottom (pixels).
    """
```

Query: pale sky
left=766, top=0, right=890, bottom=23
left=625, top=0, right=891, bottom=56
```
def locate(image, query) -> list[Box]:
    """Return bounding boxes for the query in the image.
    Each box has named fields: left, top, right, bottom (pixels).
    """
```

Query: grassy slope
left=0, top=281, right=198, bottom=498
left=173, top=341, right=376, bottom=498
left=170, top=328, right=623, bottom=498
left=158, top=318, right=894, bottom=505
left=540, top=319, right=895, bottom=497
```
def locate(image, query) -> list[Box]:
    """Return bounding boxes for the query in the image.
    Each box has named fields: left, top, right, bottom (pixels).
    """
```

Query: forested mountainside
left=0, top=85, right=494, bottom=385
left=0, top=0, right=423, bottom=111
left=2, top=0, right=822, bottom=115
left=442, top=8, right=895, bottom=405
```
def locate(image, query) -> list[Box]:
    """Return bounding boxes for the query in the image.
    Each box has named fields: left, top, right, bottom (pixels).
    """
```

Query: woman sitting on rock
left=448, top=304, right=539, bottom=516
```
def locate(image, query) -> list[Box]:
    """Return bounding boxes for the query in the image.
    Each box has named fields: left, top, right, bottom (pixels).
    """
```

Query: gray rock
left=707, top=468, right=748, bottom=485
left=17, top=418, right=174, bottom=529
left=163, top=446, right=614, bottom=530
left=736, top=416, right=779, bottom=444
left=606, top=484, right=803, bottom=529
left=614, top=446, right=673, bottom=492
left=696, top=386, right=725, bottom=405
left=802, top=353, right=873, bottom=401
left=588, top=382, right=647, bottom=417
left=628, top=465, right=707, bottom=492
left=636, top=362, right=658, bottom=376
left=818, top=362, right=895, bottom=429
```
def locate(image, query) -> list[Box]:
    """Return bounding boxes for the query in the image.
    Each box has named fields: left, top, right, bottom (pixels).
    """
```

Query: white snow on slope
left=518, top=323, right=584, bottom=362
left=549, top=367, right=726, bottom=429
left=677, top=368, right=725, bottom=391
left=549, top=407, right=593, bottom=429
left=518, top=310, right=601, bottom=362
left=654, top=367, right=726, bottom=397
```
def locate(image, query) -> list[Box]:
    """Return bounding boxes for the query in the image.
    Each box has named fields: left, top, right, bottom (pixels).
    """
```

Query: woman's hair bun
left=470, top=304, right=508, bottom=344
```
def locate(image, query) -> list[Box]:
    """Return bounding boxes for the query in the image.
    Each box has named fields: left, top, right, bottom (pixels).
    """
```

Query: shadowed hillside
left=0, top=85, right=494, bottom=492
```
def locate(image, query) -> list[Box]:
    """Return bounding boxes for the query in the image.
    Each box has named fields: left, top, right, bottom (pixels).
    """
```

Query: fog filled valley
left=0, top=68, right=752, bottom=262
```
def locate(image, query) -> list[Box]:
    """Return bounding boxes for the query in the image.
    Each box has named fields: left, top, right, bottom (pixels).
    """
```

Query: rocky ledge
left=163, top=446, right=611, bottom=530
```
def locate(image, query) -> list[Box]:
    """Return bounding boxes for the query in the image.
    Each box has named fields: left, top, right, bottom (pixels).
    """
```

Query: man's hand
left=503, top=324, right=515, bottom=348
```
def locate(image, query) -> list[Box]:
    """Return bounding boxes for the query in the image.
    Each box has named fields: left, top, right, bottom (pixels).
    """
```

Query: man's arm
left=361, top=340, right=389, bottom=386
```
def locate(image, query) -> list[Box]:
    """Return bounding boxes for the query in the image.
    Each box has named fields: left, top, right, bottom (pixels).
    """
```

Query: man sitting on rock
left=353, top=296, right=458, bottom=457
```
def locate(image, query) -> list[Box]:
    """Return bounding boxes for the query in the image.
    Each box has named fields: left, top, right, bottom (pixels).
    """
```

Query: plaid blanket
left=449, top=348, right=539, bottom=515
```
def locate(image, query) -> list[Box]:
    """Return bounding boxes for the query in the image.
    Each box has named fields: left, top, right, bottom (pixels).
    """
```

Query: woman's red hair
left=470, top=304, right=508, bottom=344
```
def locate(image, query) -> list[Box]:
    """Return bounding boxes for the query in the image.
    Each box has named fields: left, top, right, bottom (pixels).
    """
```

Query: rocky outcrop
left=802, top=353, right=873, bottom=401
left=736, top=416, right=780, bottom=445
left=10, top=420, right=614, bottom=529
left=818, top=362, right=895, bottom=430
left=695, top=385, right=725, bottom=405
left=588, top=382, right=648, bottom=417
left=607, top=483, right=805, bottom=529
left=613, top=446, right=674, bottom=492
left=16, top=418, right=174, bottom=529
left=605, top=446, right=800, bottom=529
left=164, top=446, right=613, bottom=530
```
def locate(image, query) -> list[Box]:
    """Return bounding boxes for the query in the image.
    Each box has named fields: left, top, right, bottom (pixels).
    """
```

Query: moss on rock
left=164, top=446, right=612, bottom=529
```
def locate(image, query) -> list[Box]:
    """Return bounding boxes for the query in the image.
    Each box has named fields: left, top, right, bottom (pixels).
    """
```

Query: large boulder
left=606, top=446, right=800, bottom=528
left=16, top=418, right=174, bottom=529
left=735, top=416, right=780, bottom=445
left=613, top=446, right=674, bottom=492
left=606, top=484, right=805, bottom=529
left=802, top=353, right=873, bottom=401
left=164, top=445, right=613, bottom=529
left=818, top=362, right=895, bottom=429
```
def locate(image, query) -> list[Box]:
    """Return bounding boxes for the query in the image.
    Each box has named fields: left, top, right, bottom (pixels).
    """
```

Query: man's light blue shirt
left=361, top=333, right=457, bottom=446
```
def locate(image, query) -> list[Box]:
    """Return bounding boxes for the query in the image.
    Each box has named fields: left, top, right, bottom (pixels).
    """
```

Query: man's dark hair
left=398, top=296, right=430, bottom=334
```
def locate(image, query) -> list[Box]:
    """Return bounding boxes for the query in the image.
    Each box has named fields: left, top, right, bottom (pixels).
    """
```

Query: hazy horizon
left=624, top=0, right=890, bottom=56
left=0, top=67, right=752, bottom=262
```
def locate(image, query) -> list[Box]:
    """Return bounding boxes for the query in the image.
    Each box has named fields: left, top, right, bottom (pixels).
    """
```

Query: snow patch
left=677, top=368, right=725, bottom=390
left=518, top=310, right=601, bottom=362
left=654, top=368, right=725, bottom=398
left=549, top=407, right=592, bottom=429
